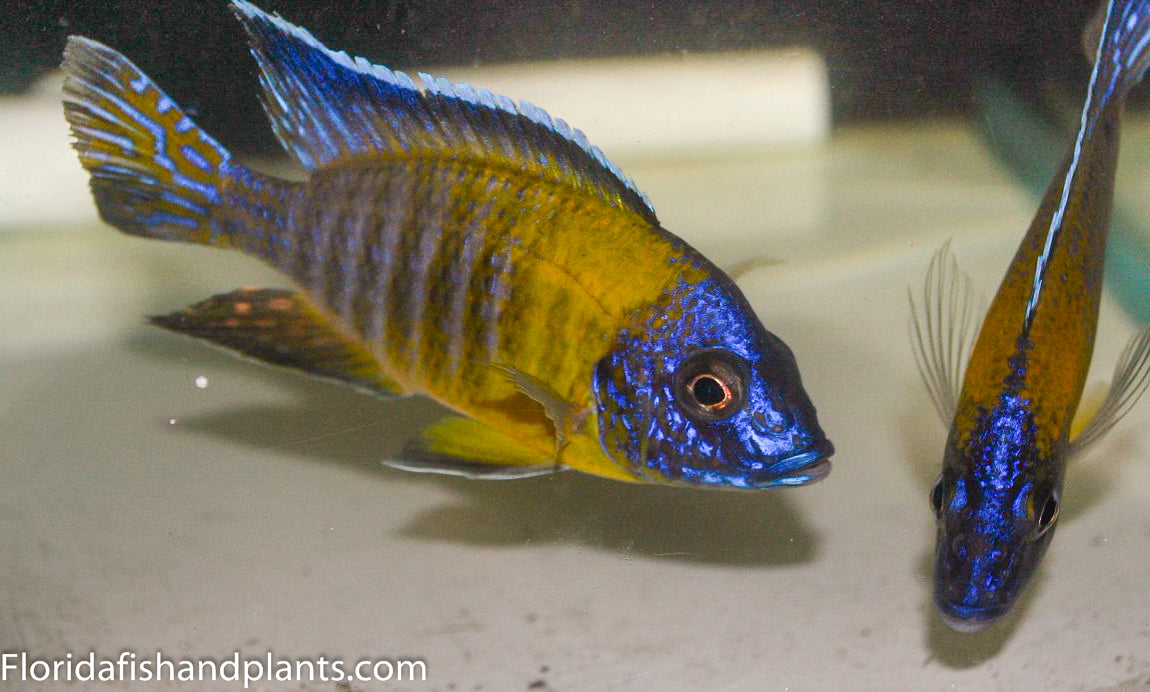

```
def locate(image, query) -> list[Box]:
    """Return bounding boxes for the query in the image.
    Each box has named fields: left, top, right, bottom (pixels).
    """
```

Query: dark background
left=3, top=0, right=1102, bottom=155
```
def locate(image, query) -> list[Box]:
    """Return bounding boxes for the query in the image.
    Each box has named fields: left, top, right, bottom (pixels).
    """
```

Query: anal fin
left=387, top=416, right=562, bottom=480
left=151, top=288, right=402, bottom=397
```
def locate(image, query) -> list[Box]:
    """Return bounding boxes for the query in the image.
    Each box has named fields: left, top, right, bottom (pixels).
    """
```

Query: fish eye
left=674, top=350, right=747, bottom=422
left=1035, top=491, right=1059, bottom=537
left=929, top=476, right=945, bottom=517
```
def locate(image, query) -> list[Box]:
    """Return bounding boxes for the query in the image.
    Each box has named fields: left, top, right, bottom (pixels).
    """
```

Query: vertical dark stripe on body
left=365, top=169, right=411, bottom=347
left=442, top=195, right=488, bottom=378
left=406, top=166, right=456, bottom=377
left=386, top=162, right=450, bottom=371
left=327, top=170, right=371, bottom=323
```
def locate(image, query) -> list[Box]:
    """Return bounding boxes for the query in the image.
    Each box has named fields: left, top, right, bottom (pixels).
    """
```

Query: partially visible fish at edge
left=911, top=0, right=1150, bottom=632
left=61, top=1, right=833, bottom=489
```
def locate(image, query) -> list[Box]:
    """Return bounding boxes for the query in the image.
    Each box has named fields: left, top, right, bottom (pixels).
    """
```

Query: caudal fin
left=62, top=36, right=233, bottom=245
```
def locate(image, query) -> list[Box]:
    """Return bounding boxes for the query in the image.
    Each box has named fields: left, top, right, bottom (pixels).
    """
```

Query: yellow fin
left=387, top=416, right=562, bottom=479
left=1069, top=381, right=1108, bottom=442
left=151, top=288, right=401, bottom=397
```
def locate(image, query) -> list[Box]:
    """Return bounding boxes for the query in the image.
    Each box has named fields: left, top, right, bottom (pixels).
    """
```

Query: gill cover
left=593, top=275, right=833, bottom=489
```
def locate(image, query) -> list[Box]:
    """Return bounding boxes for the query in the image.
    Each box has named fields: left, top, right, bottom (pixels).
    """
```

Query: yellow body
left=277, top=162, right=709, bottom=480
left=954, top=109, right=1119, bottom=456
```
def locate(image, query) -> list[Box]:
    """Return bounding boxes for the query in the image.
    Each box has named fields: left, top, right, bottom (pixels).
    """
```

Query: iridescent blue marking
left=142, top=211, right=201, bottom=228
left=934, top=379, right=1055, bottom=630
left=228, top=0, right=654, bottom=214
left=1026, top=0, right=1150, bottom=327
left=181, top=144, right=211, bottom=173
left=73, top=123, right=134, bottom=153
left=1026, top=1, right=1112, bottom=325
left=171, top=172, right=220, bottom=205
left=593, top=274, right=832, bottom=489
left=158, top=189, right=207, bottom=214
left=767, top=450, right=822, bottom=476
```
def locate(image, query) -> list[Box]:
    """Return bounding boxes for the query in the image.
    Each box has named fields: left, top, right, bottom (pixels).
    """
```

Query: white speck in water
left=168, top=418, right=177, bottom=425
left=194, top=375, right=209, bottom=389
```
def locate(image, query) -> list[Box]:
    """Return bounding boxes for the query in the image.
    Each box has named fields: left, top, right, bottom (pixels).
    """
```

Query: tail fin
left=61, top=36, right=233, bottom=245
left=1084, top=0, right=1150, bottom=112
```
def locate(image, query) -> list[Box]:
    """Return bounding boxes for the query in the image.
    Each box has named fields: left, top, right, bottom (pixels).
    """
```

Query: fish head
left=930, top=427, right=1063, bottom=632
left=592, top=275, right=833, bottom=489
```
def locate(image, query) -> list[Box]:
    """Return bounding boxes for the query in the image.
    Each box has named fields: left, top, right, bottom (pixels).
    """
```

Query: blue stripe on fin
left=62, top=36, right=233, bottom=244
left=228, top=0, right=656, bottom=223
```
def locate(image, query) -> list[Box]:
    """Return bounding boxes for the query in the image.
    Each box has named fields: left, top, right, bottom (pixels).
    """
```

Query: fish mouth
left=762, top=439, right=834, bottom=487
left=935, top=598, right=1008, bottom=633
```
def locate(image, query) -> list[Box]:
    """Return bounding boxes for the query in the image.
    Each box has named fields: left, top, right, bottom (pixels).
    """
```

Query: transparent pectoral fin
left=490, top=363, right=589, bottom=453
left=1069, top=326, right=1150, bottom=457
left=386, top=416, right=562, bottom=479
left=908, top=242, right=983, bottom=425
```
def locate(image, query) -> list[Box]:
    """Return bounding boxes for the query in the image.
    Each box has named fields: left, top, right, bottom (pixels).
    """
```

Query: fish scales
left=957, top=114, right=1119, bottom=457
left=247, top=154, right=683, bottom=423
left=62, top=0, right=833, bottom=489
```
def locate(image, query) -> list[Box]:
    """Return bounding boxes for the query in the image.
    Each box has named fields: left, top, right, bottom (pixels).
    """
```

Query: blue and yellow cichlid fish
left=62, top=1, right=833, bottom=489
left=911, top=0, right=1150, bottom=632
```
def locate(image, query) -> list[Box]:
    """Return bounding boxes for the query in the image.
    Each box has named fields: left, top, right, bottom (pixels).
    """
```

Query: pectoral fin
left=151, top=288, right=402, bottom=398
left=723, top=256, right=783, bottom=282
left=1069, top=326, right=1150, bottom=457
left=909, top=242, right=983, bottom=426
left=386, top=416, right=562, bottom=479
left=490, top=363, right=589, bottom=452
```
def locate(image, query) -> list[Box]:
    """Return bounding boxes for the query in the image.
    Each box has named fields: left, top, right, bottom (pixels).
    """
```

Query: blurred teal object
left=975, top=80, right=1150, bottom=324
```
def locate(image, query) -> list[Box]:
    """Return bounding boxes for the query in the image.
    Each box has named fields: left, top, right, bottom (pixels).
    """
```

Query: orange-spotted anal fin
left=386, top=416, right=562, bottom=479
left=151, top=288, right=402, bottom=398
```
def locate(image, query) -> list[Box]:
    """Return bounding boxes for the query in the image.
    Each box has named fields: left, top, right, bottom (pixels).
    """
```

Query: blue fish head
left=592, top=275, right=833, bottom=489
left=930, top=417, right=1063, bottom=632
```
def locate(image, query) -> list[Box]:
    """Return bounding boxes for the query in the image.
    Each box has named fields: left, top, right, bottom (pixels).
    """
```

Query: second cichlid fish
left=912, top=0, right=1150, bottom=632
left=62, top=1, right=833, bottom=489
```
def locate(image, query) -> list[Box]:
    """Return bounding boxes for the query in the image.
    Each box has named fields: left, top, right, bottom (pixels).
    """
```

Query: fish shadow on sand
left=900, top=384, right=1137, bottom=665
left=129, top=333, right=821, bottom=568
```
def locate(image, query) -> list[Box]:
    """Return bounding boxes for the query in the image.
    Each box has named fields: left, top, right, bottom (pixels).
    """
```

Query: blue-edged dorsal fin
left=228, top=0, right=656, bottom=224
left=1027, top=0, right=1150, bottom=325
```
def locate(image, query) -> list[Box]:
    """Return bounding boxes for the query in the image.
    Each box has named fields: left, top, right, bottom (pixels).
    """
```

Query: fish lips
left=934, top=597, right=1009, bottom=633
left=758, top=439, right=834, bottom=488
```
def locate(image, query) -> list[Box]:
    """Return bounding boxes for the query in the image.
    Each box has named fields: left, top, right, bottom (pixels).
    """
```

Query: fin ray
left=151, top=288, right=403, bottom=398
left=1069, top=325, right=1150, bottom=455
left=388, top=417, right=561, bottom=479
left=62, top=36, right=233, bottom=244
left=909, top=242, right=983, bottom=425
left=227, top=0, right=656, bottom=223
left=490, top=363, right=589, bottom=454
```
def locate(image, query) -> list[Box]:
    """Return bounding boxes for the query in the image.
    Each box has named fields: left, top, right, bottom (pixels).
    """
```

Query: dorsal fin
left=228, top=0, right=656, bottom=225
left=1026, top=0, right=1150, bottom=326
